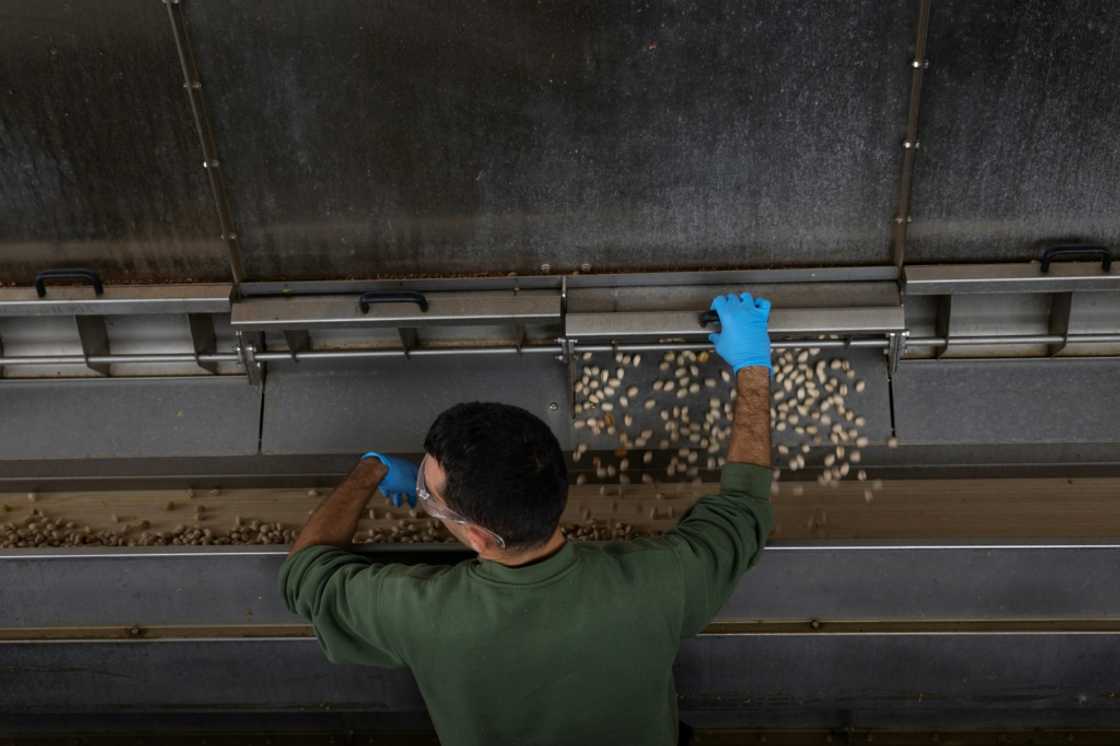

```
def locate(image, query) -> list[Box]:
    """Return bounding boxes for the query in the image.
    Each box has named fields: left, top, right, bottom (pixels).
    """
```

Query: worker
left=280, top=292, right=774, bottom=746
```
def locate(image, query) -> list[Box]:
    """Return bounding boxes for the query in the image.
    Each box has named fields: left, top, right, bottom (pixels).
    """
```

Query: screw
left=540, top=263, right=551, bottom=273
left=580, top=263, right=592, bottom=272
left=548, top=402, right=559, bottom=411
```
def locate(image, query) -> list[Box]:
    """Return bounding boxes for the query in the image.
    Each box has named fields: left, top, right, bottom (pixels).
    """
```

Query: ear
left=464, top=525, right=498, bottom=556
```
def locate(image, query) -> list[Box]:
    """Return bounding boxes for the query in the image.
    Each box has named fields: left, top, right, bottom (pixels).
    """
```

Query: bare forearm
left=289, top=459, right=388, bottom=555
left=726, top=366, right=771, bottom=468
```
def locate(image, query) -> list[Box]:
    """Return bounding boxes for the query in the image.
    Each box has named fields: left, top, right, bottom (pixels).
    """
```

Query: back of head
left=423, top=402, right=568, bottom=550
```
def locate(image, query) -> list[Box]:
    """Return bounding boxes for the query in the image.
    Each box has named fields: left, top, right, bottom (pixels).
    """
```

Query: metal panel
left=905, top=262, right=1120, bottom=295
left=2, top=635, right=1116, bottom=727
left=0, top=378, right=261, bottom=460
left=2, top=635, right=1118, bottom=728
left=0, top=641, right=425, bottom=714
left=185, top=0, right=912, bottom=279
left=0, top=285, right=232, bottom=317
left=566, top=307, right=904, bottom=340
left=260, top=356, right=572, bottom=454
left=893, top=359, right=1120, bottom=444
left=4, top=543, right=1119, bottom=629
left=0, top=0, right=229, bottom=284
left=675, top=634, right=1120, bottom=729
left=907, top=1, right=1120, bottom=263
left=3, top=442, right=1120, bottom=491
left=231, top=291, right=560, bottom=330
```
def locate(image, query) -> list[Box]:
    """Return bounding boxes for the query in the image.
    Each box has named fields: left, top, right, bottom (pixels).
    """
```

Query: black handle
left=1040, top=245, right=1112, bottom=273
left=358, top=290, right=430, bottom=314
left=698, top=309, right=719, bottom=326
left=34, top=268, right=105, bottom=298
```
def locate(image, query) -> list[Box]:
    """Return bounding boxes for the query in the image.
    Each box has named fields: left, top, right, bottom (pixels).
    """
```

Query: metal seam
left=163, top=0, right=245, bottom=289
left=891, top=0, right=932, bottom=271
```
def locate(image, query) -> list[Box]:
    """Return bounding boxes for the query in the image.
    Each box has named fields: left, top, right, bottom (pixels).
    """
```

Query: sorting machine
left=2, top=0, right=1119, bottom=740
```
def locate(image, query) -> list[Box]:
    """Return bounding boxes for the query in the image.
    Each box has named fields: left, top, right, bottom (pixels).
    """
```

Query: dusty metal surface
left=4, top=542, right=1120, bottom=628
left=0, top=0, right=229, bottom=284
left=893, top=358, right=1120, bottom=444
left=0, top=378, right=262, bottom=460
left=907, top=1, right=1120, bottom=262
left=2, top=634, right=1118, bottom=728
left=184, top=0, right=911, bottom=279
left=260, top=356, right=572, bottom=453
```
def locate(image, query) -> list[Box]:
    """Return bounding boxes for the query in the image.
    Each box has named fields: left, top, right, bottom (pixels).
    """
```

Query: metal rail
left=890, top=0, right=932, bottom=270
left=6, top=617, right=1120, bottom=643
left=3, top=333, right=1120, bottom=368
left=163, top=0, right=245, bottom=288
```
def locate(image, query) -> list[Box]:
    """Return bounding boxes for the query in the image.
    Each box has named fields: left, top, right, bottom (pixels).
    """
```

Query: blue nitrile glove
left=361, top=452, right=419, bottom=508
left=708, top=292, right=773, bottom=372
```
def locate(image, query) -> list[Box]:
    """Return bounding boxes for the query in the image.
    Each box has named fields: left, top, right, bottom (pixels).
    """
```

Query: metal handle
left=698, top=310, right=719, bottom=326
left=34, top=268, right=105, bottom=298
left=358, top=290, right=430, bottom=314
left=1040, top=245, right=1112, bottom=273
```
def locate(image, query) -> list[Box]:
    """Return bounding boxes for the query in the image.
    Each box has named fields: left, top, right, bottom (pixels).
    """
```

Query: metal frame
left=905, top=262, right=1120, bottom=294
left=0, top=284, right=232, bottom=316
left=565, top=306, right=905, bottom=340
left=0, top=263, right=1116, bottom=378
left=890, top=0, right=932, bottom=270
left=230, top=291, right=561, bottom=331
left=163, top=0, right=244, bottom=287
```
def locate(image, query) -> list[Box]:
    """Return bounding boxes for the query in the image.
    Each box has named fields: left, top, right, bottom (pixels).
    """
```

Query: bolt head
left=540, top=263, right=551, bottom=273
left=548, top=401, right=559, bottom=411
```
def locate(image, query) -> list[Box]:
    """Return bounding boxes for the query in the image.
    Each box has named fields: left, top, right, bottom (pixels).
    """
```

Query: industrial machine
left=2, top=0, right=1119, bottom=742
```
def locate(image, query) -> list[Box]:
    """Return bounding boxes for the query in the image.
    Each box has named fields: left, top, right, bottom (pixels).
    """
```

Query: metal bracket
left=75, top=316, right=111, bottom=376
left=234, top=331, right=263, bottom=386
left=887, top=330, right=908, bottom=373
left=1047, top=292, right=1073, bottom=357
left=188, top=314, right=221, bottom=374
left=282, top=330, right=311, bottom=362
left=397, top=328, right=419, bottom=358
left=934, top=295, right=952, bottom=359
left=555, top=336, right=577, bottom=364
left=555, top=336, right=579, bottom=418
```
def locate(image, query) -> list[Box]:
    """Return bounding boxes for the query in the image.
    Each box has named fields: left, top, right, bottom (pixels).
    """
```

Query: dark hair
left=423, top=401, right=568, bottom=550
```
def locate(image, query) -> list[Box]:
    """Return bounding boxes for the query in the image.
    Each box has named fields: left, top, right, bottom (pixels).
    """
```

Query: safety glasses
left=416, top=454, right=507, bottom=550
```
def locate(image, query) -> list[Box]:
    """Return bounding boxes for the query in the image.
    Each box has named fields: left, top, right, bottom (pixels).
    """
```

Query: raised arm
left=281, top=453, right=424, bottom=668
left=660, top=292, right=775, bottom=637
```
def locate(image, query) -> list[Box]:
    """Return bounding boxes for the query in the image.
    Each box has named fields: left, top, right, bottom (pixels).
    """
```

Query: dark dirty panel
left=0, top=378, right=261, bottom=460
left=187, top=0, right=912, bottom=280
left=676, top=634, right=1120, bottom=729
left=892, top=359, right=1120, bottom=444
left=4, top=636, right=1120, bottom=729
left=0, top=0, right=230, bottom=285
left=260, top=355, right=572, bottom=454
left=907, top=1, right=1120, bottom=263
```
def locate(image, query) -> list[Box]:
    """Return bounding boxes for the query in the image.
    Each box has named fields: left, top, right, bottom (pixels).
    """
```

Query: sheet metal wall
left=186, top=0, right=910, bottom=278
left=906, top=0, right=1120, bottom=263
left=1, top=1, right=1117, bottom=282
left=0, top=0, right=229, bottom=284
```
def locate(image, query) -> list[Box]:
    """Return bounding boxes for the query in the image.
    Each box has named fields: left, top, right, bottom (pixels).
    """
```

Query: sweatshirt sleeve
left=279, top=545, right=408, bottom=668
left=660, top=463, right=774, bottom=637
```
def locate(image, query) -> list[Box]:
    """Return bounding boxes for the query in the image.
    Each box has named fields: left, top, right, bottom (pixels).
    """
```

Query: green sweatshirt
left=280, top=463, right=773, bottom=746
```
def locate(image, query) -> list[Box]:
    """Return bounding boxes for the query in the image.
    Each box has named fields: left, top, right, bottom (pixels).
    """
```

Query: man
left=281, top=291, right=774, bottom=745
